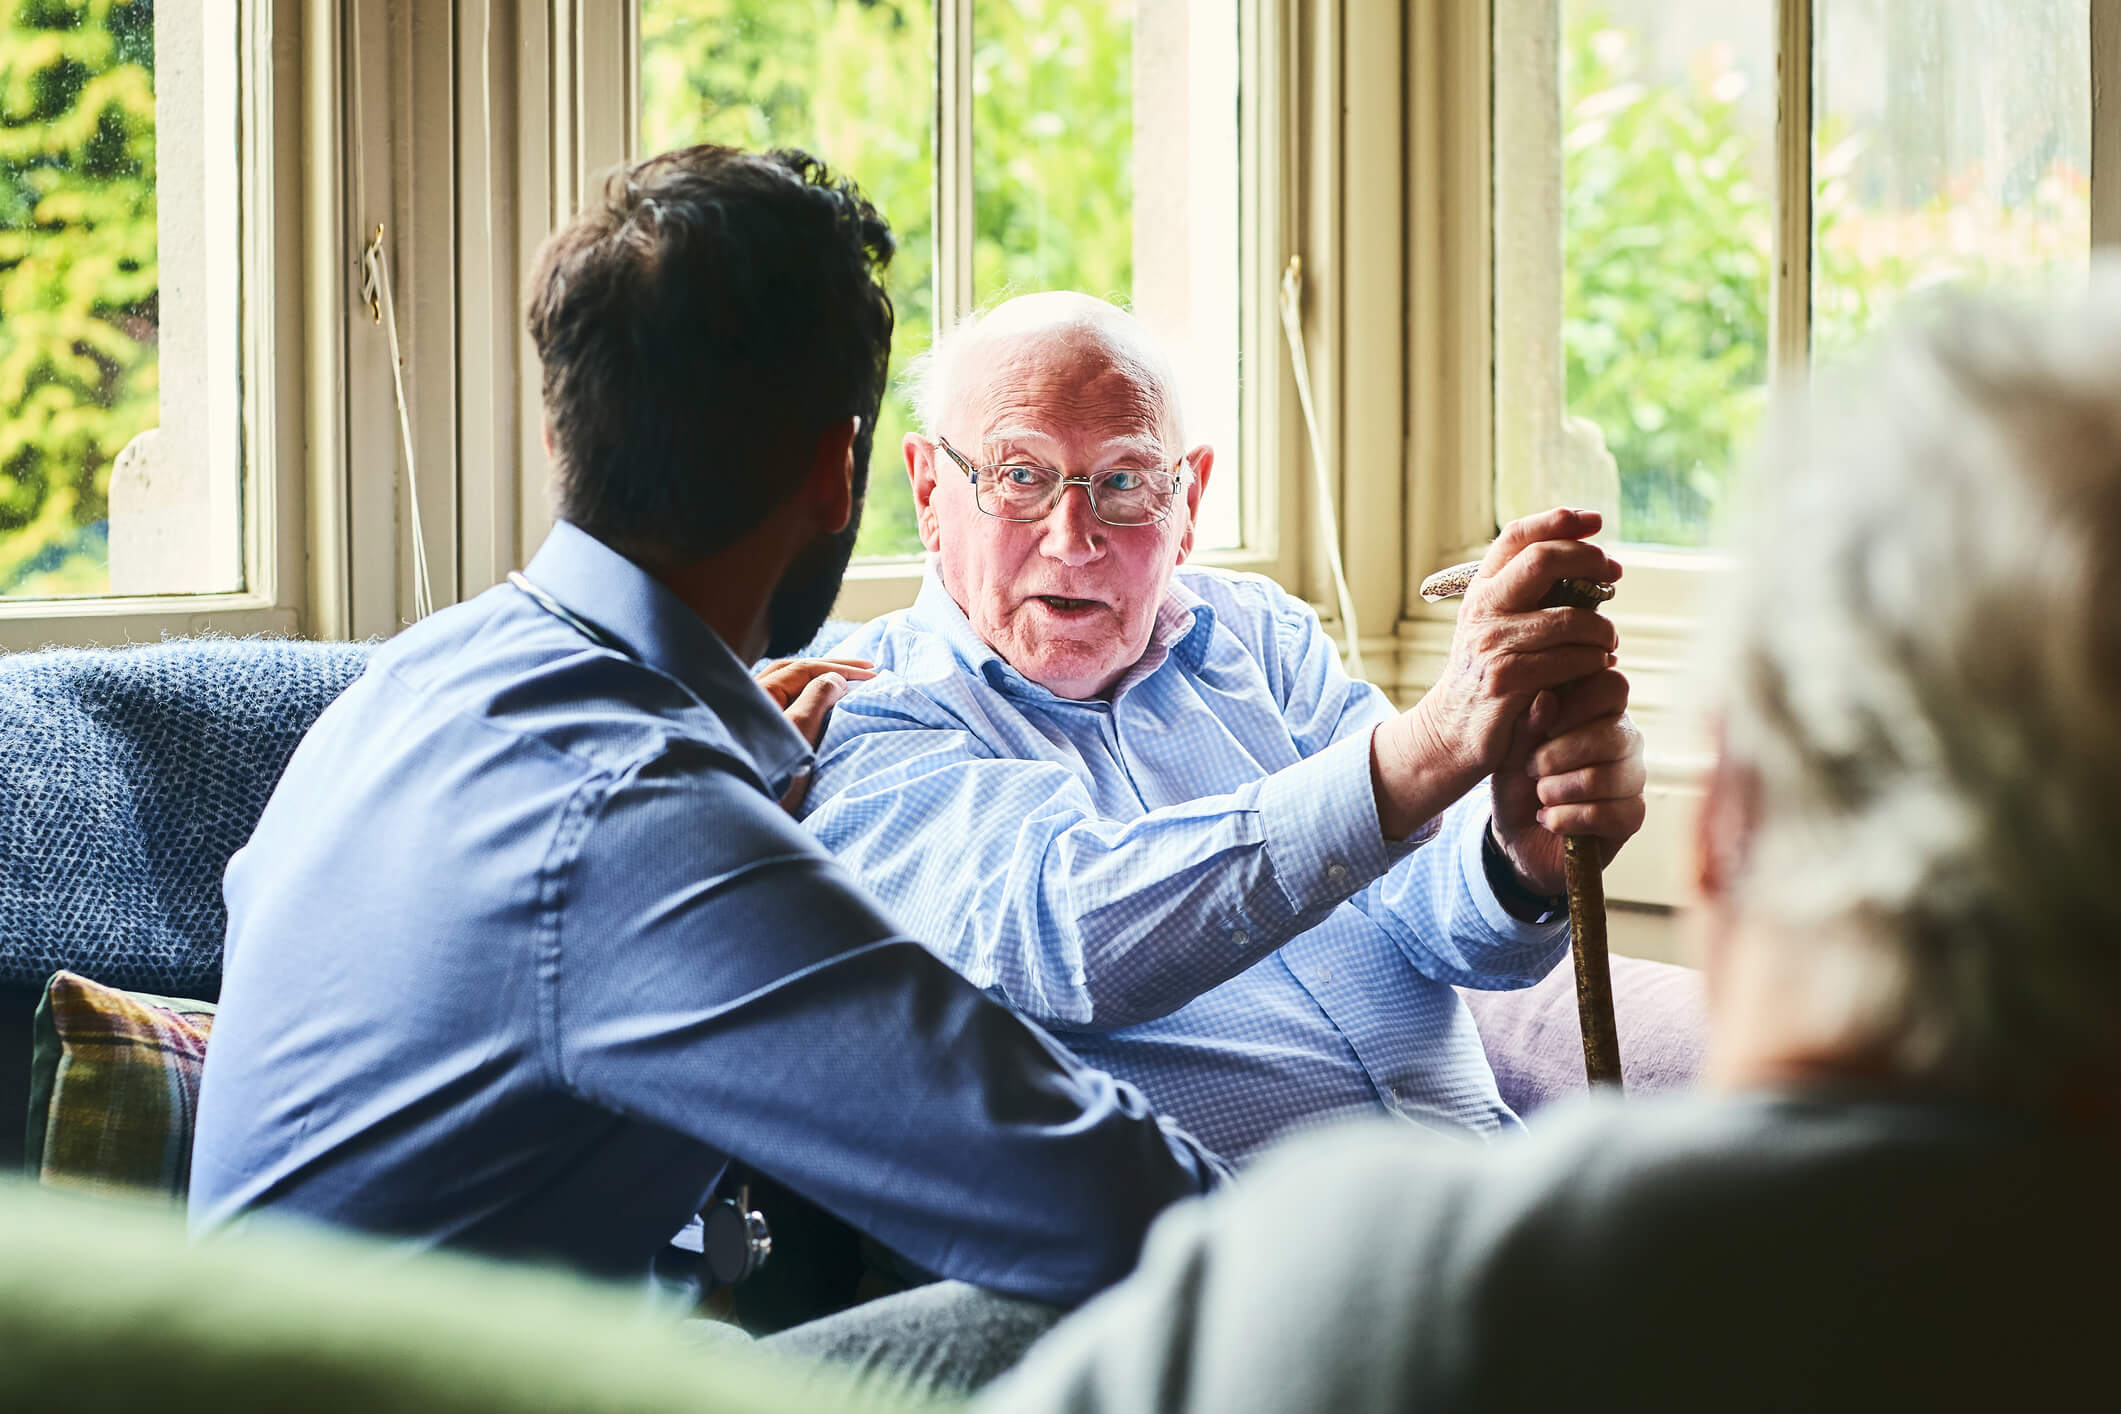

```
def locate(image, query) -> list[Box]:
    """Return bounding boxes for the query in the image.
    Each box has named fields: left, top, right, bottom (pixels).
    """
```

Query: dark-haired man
left=190, top=148, right=1223, bottom=1317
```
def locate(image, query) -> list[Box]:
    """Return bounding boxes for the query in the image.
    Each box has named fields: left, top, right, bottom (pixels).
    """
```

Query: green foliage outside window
left=969, top=0, right=1131, bottom=306
left=0, top=0, right=152, bottom=597
left=1563, top=12, right=1771, bottom=547
left=644, top=0, right=936, bottom=558
left=1566, top=10, right=2089, bottom=547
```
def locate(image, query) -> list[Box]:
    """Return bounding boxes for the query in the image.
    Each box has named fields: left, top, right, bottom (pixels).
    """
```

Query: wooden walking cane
left=1420, top=561, right=1625, bottom=1090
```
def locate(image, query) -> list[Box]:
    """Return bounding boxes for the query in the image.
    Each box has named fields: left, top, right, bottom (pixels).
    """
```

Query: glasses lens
left=1091, top=471, right=1175, bottom=526
left=978, top=466, right=1062, bottom=520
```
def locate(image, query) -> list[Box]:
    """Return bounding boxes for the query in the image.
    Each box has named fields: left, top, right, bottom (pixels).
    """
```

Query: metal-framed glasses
left=937, top=436, right=1190, bottom=527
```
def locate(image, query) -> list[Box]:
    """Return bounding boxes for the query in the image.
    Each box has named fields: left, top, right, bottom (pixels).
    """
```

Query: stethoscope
left=507, top=570, right=633, bottom=659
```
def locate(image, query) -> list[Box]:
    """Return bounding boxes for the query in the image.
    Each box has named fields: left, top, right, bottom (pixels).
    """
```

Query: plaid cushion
left=25, top=971, right=216, bottom=1199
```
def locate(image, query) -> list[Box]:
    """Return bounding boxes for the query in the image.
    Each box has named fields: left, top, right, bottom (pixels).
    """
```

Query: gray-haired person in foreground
left=970, top=286, right=2121, bottom=1412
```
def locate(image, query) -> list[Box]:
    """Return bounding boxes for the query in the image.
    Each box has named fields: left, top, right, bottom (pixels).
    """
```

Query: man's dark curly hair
left=526, top=146, right=895, bottom=565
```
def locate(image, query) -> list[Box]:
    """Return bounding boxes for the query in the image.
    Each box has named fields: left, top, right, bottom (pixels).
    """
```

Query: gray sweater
left=977, top=1093, right=2116, bottom=1412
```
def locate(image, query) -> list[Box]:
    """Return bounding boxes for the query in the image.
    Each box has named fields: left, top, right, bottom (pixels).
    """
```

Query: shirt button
left=1232, top=929, right=1250, bottom=948
left=1327, top=862, right=1348, bottom=885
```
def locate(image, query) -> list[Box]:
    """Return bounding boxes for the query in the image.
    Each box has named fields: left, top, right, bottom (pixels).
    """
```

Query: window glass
left=0, top=0, right=157, bottom=597
left=1560, top=1, right=1774, bottom=549
left=641, top=0, right=1244, bottom=558
left=640, top=0, right=938, bottom=558
left=1813, top=0, right=2089, bottom=364
left=971, top=0, right=1240, bottom=550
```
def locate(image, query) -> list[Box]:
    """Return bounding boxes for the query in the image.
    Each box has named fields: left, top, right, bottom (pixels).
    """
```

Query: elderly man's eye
left=1001, top=466, right=1047, bottom=488
left=1101, top=470, right=1150, bottom=493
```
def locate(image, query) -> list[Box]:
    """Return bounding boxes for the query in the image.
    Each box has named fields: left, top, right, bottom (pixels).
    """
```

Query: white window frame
left=0, top=0, right=310, bottom=650
left=3, top=2, right=1368, bottom=647
left=248, top=0, right=1376, bottom=647
left=1419, top=0, right=2121, bottom=905
left=319, top=0, right=631, bottom=641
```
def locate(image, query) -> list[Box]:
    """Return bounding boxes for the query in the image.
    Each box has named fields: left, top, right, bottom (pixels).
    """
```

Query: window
left=0, top=0, right=246, bottom=604
left=1500, top=0, right=2093, bottom=552
left=1483, top=0, right=2106, bottom=905
left=1811, top=1, right=2088, bottom=365
left=637, top=0, right=1245, bottom=565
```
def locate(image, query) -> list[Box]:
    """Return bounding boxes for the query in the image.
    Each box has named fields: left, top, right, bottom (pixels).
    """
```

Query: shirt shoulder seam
left=536, top=769, right=621, bottom=1092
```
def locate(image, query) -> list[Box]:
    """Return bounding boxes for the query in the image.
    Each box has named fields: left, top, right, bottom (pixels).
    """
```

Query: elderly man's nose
left=1040, top=482, right=1104, bottom=562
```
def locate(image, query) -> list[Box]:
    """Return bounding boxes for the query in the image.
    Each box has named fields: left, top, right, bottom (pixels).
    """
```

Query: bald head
left=901, top=290, right=1215, bottom=700
left=908, top=293, right=1187, bottom=448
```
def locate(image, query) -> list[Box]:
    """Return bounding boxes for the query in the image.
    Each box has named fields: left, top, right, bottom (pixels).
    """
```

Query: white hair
left=1711, top=274, right=2121, bottom=1100
left=900, top=294, right=1188, bottom=446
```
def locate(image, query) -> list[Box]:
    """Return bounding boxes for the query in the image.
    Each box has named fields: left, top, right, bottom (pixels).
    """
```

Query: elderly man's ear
left=1175, top=444, right=1214, bottom=561
left=906, top=432, right=944, bottom=552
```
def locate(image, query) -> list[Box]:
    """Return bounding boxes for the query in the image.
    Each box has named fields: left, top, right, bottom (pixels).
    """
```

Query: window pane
left=972, top=0, right=1241, bottom=551
left=640, top=0, right=938, bottom=558
left=1561, top=2, right=1774, bottom=548
left=1813, top=0, right=2090, bottom=364
left=0, top=0, right=155, bottom=597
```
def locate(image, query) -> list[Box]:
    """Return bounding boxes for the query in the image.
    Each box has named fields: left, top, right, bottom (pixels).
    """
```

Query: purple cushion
left=1458, top=954, right=1707, bottom=1117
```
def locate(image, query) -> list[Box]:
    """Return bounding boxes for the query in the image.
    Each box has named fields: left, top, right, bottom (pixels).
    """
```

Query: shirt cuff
left=1458, top=798, right=1571, bottom=940
left=1257, top=728, right=1441, bottom=915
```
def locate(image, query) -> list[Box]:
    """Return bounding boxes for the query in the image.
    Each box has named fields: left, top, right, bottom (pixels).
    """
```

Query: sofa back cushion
left=0, top=638, right=373, bottom=1000
left=26, top=971, right=215, bottom=1198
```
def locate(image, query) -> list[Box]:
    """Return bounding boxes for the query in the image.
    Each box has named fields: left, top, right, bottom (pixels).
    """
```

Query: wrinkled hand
left=1372, top=509, right=1624, bottom=842
left=1488, top=669, right=1646, bottom=897
left=755, top=656, right=876, bottom=813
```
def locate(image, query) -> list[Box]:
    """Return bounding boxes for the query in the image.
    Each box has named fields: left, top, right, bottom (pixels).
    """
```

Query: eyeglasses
left=936, top=436, right=1190, bottom=527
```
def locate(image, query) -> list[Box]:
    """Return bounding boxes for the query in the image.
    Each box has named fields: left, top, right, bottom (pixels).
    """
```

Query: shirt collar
left=519, top=520, right=812, bottom=789
left=908, top=561, right=1218, bottom=703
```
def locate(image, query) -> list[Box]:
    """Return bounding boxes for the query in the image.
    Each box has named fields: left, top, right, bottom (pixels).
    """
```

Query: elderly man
left=802, top=292, right=1647, bottom=1160
left=972, top=288, right=2121, bottom=1412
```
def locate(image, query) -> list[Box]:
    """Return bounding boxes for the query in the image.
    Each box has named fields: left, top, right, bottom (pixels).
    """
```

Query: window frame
left=0, top=0, right=310, bottom=650
left=259, top=0, right=1359, bottom=644
left=1452, top=0, right=2121, bottom=905
left=317, top=0, right=633, bottom=641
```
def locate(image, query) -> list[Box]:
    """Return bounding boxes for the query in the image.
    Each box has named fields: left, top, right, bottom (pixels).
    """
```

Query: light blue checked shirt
left=803, top=565, right=1573, bottom=1162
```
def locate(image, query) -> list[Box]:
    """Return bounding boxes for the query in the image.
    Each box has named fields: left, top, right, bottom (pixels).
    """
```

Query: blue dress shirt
left=802, top=566, right=1572, bottom=1162
left=189, top=521, right=1224, bottom=1303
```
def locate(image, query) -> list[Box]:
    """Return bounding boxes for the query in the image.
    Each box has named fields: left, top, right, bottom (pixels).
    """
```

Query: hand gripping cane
left=1420, top=561, right=1624, bottom=1091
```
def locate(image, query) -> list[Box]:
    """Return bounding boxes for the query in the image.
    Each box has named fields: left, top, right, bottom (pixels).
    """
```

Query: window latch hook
left=360, top=224, right=385, bottom=325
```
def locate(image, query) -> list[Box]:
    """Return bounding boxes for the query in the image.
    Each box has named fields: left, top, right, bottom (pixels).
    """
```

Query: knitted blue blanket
left=0, top=638, right=374, bottom=998
left=0, top=620, right=863, bottom=999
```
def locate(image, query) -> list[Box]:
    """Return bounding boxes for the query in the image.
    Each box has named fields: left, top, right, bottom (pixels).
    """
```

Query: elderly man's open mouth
left=1031, top=594, right=1107, bottom=617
